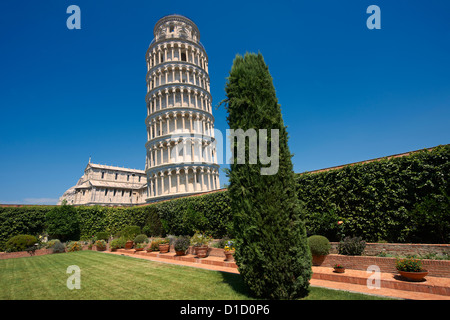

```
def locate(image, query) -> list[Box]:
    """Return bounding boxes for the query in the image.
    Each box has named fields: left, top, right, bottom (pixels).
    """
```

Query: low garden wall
left=0, top=248, right=53, bottom=260
left=329, top=242, right=450, bottom=257
left=322, top=254, right=450, bottom=278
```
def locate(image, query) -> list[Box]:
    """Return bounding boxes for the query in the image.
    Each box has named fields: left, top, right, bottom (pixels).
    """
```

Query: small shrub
left=376, top=251, right=393, bottom=258
left=134, top=234, right=149, bottom=244
left=135, top=243, right=145, bottom=249
left=419, top=252, right=450, bottom=261
left=46, top=239, right=61, bottom=249
left=174, top=236, right=190, bottom=252
left=52, top=241, right=66, bottom=253
left=118, top=226, right=141, bottom=241
left=338, top=236, right=366, bottom=256
left=190, top=231, right=211, bottom=247
left=66, top=241, right=83, bottom=252
left=110, top=238, right=126, bottom=250
left=159, top=238, right=170, bottom=245
left=213, top=237, right=231, bottom=249
left=110, top=239, right=119, bottom=250
left=307, top=235, right=331, bottom=256
left=94, top=240, right=107, bottom=249
left=395, top=257, right=424, bottom=272
left=96, top=232, right=109, bottom=241
left=5, top=234, right=38, bottom=252
left=149, top=239, right=162, bottom=251
left=118, top=237, right=127, bottom=248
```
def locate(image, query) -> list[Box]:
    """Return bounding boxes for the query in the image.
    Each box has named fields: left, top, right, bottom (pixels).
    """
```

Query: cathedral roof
left=85, top=163, right=145, bottom=174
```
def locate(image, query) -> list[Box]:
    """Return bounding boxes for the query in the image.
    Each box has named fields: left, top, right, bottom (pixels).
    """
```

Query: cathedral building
left=58, top=14, right=221, bottom=206
left=57, top=161, right=147, bottom=206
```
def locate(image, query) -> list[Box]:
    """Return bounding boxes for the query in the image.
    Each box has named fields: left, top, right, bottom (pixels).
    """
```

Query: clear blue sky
left=1, top=0, right=449, bottom=204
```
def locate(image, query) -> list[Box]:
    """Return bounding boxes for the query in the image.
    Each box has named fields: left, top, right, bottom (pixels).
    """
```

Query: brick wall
left=330, top=242, right=450, bottom=257
left=321, top=254, right=450, bottom=278
left=0, top=248, right=53, bottom=260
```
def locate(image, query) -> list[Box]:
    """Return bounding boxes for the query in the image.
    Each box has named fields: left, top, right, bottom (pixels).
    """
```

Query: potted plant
left=110, top=238, right=121, bottom=251
left=224, top=240, right=235, bottom=261
left=191, top=231, right=211, bottom=258
left=147, top=239, right=161, bottom=252
left=135, top=243, right=145, bottom=251
left=66, top=241, right=83, bottom=252
left=307, top=235, right=331, bottom=266
left=395, top=257, right=428, bottom=281
left=333, top=263, right=345, bottom=273
left=119, top=225, right=140, bottom=249
left=174, top=236, right=190, bottom=256
left=134, top=234, right=149, bottom=245
left=158, top=238, right=170, bottom=253
left=94, top=240, right=107, bottom=251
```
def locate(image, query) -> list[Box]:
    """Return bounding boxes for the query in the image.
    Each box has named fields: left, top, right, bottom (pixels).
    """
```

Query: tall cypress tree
left=223, top=53, right=312, bottom=299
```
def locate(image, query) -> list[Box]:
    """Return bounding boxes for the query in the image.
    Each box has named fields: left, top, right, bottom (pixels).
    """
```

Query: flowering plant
left=334, top=263, right=345, bottom=269
left=67, top=241, right=83, bottom=252
left=159, top=238, right=170, bottom=245
left=110, top=238, right=125, bottom=249
left=135, top=242, right=145, bottom=249
left=190, top=231, right=211, bottom=247
left=395, top=257, right=424, bottom=272
left=149, top=239, right=163, bottom=251
left=224, top=240, right=235, bottom=252
left=94, top=240, right=107, bottom=249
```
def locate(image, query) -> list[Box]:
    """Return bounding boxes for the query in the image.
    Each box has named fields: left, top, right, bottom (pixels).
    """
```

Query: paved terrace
left=104, top=249, right=450, bottom=300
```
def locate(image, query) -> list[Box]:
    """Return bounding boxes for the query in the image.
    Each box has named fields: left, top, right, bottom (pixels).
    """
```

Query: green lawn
left=0, top=251, right=392, bottom=300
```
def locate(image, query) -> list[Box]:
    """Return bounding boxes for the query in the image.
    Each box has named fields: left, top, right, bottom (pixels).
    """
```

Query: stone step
left=111, top=249, right=450, bottom=299
left=115, top=248, right=238, bottom=268
left=311, top=266, right=450, bottom=296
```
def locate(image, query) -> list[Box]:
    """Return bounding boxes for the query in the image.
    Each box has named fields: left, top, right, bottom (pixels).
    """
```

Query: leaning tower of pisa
left=144, top=14, right=220, bottom=202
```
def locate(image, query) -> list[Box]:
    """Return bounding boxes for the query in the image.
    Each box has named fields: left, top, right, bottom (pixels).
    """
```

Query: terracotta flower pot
left=96, top=246, right=106, bottom=252
left=159, top=243, right=170, bottom=253
left=135, top=248, right=144, bottom=252
left=125, top=240, right=134, bottom=249
left=175, top=250, right=186, bottom=256
left=196, top=246, right=208, bottom=258
left=398, top=270, right=428, bottom=281
left=224, top=250, right=235, bottom=261
left=312, top=255, right=326, bottom=266
left=334, top=267, right=345, bottom=273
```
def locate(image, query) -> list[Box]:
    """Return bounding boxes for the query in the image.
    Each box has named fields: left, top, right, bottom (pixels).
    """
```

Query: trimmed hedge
left=0, top=206, right=49, bottom=251
left=0, top=190, right=232, bottom=251
left=156, top=190, right=232, bottom=237
left=296, top=145, right=450, bottom=243
left=0, top=146, right=447, bottom=249
left=46, top=205, right=80, bottom=242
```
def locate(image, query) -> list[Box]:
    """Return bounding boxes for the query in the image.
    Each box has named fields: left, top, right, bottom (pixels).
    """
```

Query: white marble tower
left=144, top=14, right=220, bottom=202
